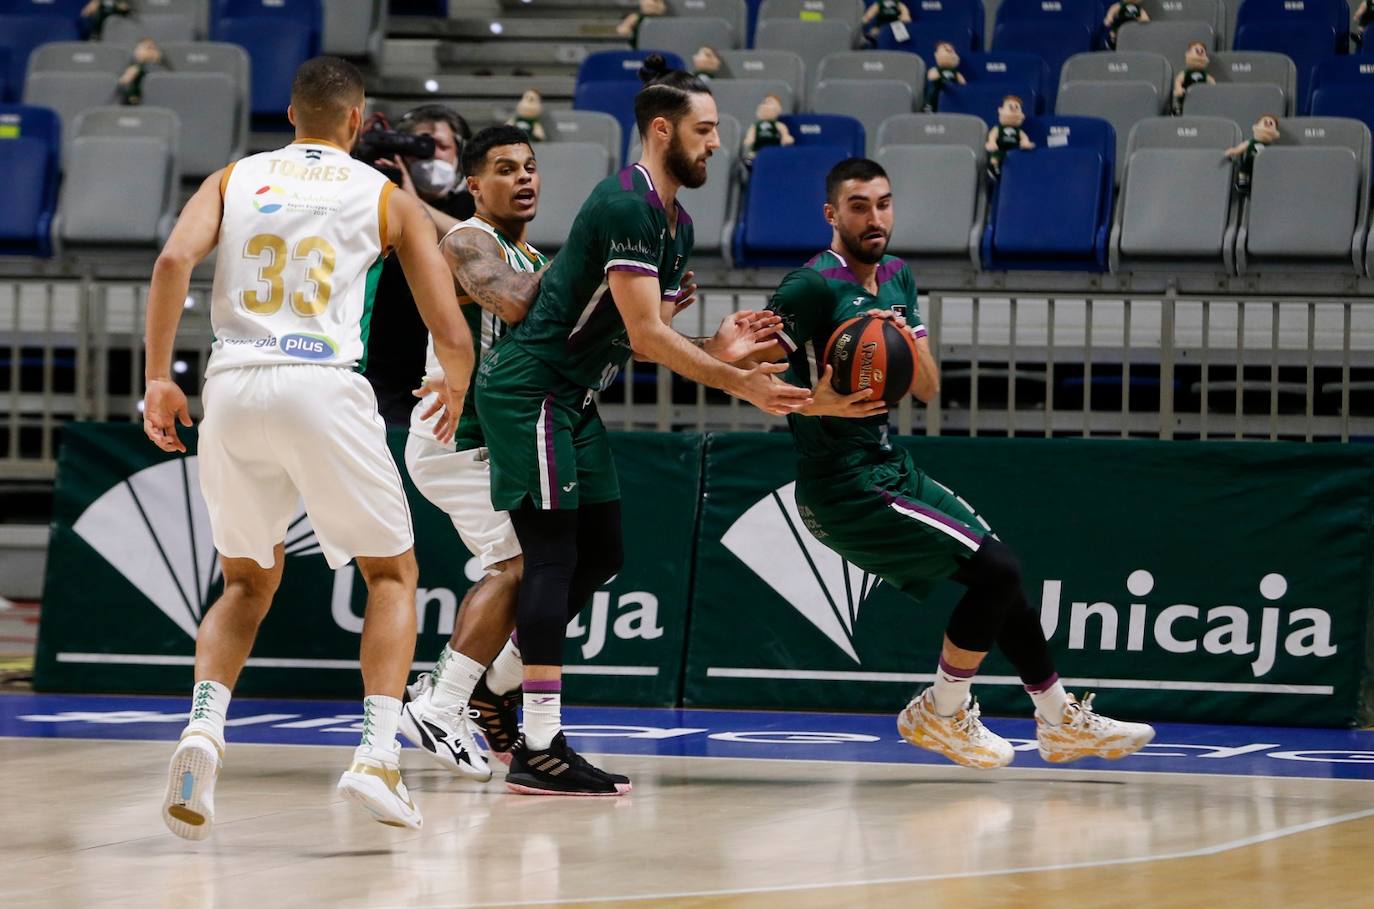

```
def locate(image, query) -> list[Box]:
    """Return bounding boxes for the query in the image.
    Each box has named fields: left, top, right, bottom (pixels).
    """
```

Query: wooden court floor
left=3, top=735, right=1372, bottom=909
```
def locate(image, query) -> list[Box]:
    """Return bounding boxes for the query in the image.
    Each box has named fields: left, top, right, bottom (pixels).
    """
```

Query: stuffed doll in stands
left=617, top=0, right=667, bottom=48
left=507, top=90, right=547, bottom=142
left=743, top=94, right=795, bottom=167
left=1103, top=0, right=1150, bottom=50
left=862, top=0, right=913, bottom=45
left=1353, top=1, right=1373, bottom=49
left=692, top=45, right=722, bottom=82
left=81, top=0, right=131, bottom=40
left=922, top=42, right=967, bottom=112
left=1172, top=41, right=1215, bottom=115
left=985, top=94, right=1035, bottom=182
left=117, top=37, right=164, bottom=106
left=1225, top=114, right=1280, bottom=196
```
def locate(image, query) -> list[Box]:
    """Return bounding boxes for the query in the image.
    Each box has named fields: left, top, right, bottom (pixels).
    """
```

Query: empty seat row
left=0, top=102, right=179, bottom=256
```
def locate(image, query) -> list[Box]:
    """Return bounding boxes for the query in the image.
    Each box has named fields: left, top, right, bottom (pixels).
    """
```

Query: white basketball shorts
left=198, top=364, right=414, bottom=569
left=403, top=433, right=521, bottom=572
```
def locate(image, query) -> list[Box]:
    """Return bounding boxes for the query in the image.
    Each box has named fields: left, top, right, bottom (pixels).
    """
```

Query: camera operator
left=360, top=104, right=476, bottom=424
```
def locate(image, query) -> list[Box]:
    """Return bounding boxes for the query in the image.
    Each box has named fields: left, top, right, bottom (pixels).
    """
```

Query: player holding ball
left=758, top=158, right=1155, bottom=770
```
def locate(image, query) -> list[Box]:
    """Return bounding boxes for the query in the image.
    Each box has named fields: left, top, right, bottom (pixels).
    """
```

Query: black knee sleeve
left=509, top=506, right=579, bottom=666
left=996, top=596, right=1058, bottom=688
left=945, top=539, right=1024, bottom=652
left=565, top=500, right=624, bottom=620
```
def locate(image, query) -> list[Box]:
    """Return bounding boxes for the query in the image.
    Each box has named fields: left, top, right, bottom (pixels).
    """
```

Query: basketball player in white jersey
left=141, top=57, right=474, bottom=837
left=395, top=125, right=547, bottom=781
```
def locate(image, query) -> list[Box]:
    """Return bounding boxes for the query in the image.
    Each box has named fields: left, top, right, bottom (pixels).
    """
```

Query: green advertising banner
left=685, top=434, right=1374, bottom=727
left=34, top=424, right=701, bottom=705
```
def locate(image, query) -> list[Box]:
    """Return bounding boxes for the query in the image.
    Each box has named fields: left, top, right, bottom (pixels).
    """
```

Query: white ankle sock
left=522, top=683, right=561, bottom=750
left=431, top=651, right=484, bottom=710
left=184, top=679, right=231, bottom=749
left=1028, top=678, right=1070, bottom=724
left=361, top=695, right=402, bottom=753
left=485, top=638, right=524, bottom=695
left=931, top=658, right=976, bottom=716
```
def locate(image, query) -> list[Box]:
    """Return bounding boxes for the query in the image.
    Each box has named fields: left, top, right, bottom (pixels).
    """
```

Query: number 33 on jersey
left=205, top=139, right=396, bottom=376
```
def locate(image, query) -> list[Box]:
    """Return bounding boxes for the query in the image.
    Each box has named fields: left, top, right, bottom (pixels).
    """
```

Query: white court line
left=389, top=805, right=1374, bottom=909
left=53, top=652, right=658, bottom=677
left=706, top=667, right=1334, bottom=696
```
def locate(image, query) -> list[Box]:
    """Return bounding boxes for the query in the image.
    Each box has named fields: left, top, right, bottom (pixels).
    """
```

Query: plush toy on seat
left=1225, top=114, right=1280, bottom=196
left=1353, top=1, right=1372, bottom=49
left=922, top=42, right=967, bottom=113
left=743, top=94, right=795, bottom=167
left=507, top=90, right=546, bottom=142
left=118, top=37, right=164, bottom=106
left=617, top=0, right=667, bottom=48
left=863, top=0, right=913, bottom=45
left=692, top=45, right=722, bottom=82
left=81, top=0, right=131, bottom=40
left=1172, top=41, right=1216, bottom=115
left=985, top=95, right=1035, bottom=183
left=1103, top=0, right=1150, bottom=49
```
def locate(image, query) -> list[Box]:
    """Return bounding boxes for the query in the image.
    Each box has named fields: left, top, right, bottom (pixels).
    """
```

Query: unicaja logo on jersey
left=722, top=482, right=881, bottom=663
left=280, top=333, right=337, bottom=361
left=71, top=459, right=322, bottom=640
left=252, top=185, right=287, bottom=213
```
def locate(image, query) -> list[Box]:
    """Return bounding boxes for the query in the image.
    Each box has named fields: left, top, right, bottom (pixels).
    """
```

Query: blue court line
left=3, top=692, right=1373, bottom=781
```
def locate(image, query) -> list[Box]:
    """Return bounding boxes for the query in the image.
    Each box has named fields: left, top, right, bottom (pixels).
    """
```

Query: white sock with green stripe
left=183, top=679, right=230, bottom=750
left=432, top=650, right=484, bottom=711
left=360, top=695, right=402, bottom=755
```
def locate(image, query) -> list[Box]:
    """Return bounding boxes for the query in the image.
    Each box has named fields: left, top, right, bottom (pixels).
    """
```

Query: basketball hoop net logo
left=721, top=482, right=881, bottom=663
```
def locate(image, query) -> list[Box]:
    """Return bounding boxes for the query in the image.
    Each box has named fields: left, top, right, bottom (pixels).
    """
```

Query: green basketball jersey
left=874, top=0, right=904, bottom=23
left=752, top=119, right=783, bottom=150
left=768, top=249, right=926, bottom=466
left=1181, top=68, right=1209, bottom=90
left=506, top=163, right=693, bottom=390
left=415, top=216, right=547, bottom=452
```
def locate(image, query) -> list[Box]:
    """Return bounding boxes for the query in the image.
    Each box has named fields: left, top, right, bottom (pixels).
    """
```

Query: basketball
left=822, top=315, right=919, bottom=406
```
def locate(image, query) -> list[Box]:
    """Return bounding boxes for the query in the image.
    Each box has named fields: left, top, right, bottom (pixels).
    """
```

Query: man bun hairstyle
left=461, top=124, right=535, bottom=177
left=633, top=52, right=711, bottom=137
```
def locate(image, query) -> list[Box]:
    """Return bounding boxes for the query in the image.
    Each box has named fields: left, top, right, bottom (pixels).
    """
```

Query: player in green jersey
left=761, top=158, right=1155, bottom=771
left=475, top=54, right=812, bottom=795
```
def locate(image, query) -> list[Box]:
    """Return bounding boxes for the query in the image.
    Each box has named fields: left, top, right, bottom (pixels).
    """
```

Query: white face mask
left=410, top=157, right=457, bottom=196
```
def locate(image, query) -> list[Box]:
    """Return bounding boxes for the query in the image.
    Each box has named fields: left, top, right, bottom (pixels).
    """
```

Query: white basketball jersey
left=205, top=140, right=394, bottom=376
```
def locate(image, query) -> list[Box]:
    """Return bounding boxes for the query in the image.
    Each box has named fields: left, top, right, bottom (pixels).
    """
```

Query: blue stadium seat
left=874, top=22, right=976, bottom=60
left=1308, top=57, right=1374, bottom=116
left=981, top=115, right=1115, bottom=270
left=779, top=113, right=865, bottom=157
left=0, top=14, right=80, bottom=102
left=1233, top=22, right=1339, bottom=113
left=733, top=144, right=850, bottom=267
left=0, top=0, right=87, bottom=16
left=990, top=21, right=1095, bottom=97
left=904, top=0, right=986, bottom=49
left=1234, top=0, right=1350, bottom=39
left=1309, top=85, right=1374, bottom=147
left=573, top=80, right=642, bottom=162
left=0, top=104, right=59, bottom=257
left=211, top=0, right=321, bottom=120
left=962, top=51, right=1050, bottom=101
left=577, top=50, right=685, bottom=85
left=938, top=82, right=1040, bottom=125
left=994, top=0, right=1100, bottom=35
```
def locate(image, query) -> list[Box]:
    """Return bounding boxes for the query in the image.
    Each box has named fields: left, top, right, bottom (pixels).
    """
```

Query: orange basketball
left=822, top=315, right=919, bottom=406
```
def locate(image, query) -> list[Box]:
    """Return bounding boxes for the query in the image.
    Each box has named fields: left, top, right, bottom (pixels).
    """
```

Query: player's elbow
left=153, top=249, right=197, bottom=281
left=912, top=372, right=940, bottom=404
left=626, top=323, right=664, bottom=361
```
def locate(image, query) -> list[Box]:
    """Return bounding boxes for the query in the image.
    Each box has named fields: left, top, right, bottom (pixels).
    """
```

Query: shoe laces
left=1066, top=693, right=1109, bottom=730
left=954, top=698, right=988, bottom=737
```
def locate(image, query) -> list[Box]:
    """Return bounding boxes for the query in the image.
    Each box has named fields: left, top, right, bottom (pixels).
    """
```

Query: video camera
left=353, top=113, right=435, bottom=186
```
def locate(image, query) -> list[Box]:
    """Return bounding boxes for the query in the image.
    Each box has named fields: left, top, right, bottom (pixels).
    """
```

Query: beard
left=838, top=226, right=889, bottom=265
left=666, top=130, right=709, bottom=189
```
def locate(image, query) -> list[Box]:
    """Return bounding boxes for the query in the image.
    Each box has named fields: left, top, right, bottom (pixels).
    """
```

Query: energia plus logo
left=72, top=458, right=322, bottom=639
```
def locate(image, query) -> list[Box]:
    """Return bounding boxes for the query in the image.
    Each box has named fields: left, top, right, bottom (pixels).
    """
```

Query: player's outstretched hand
left=803, top=365, right=887, bottom=418
left=710, top=309, right=785, bottom=363
left=413, top=375, right=461, bottom=445
left=731, top=361, right=813, bottom=416
left=143, top=378, right=192, bottom=453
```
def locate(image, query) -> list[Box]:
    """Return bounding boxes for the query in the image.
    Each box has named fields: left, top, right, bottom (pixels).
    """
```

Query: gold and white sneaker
left=337, top=743, right=423, bottom=830
left=897, top=688, right=1014, bottom=770
left=162, top=731, right=222, bottom=841
left=1036, top=693, right=1156, bottom=764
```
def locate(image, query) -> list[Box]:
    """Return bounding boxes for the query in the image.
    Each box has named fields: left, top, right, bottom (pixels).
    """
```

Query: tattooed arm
left=440, top=226, right=543, bottom=325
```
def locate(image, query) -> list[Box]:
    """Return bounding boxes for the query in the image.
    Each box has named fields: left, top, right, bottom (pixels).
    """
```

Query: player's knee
left=221, top=575, right=277, bottom=615
left=356, top=550, right=418, bottom=590
left=491, top=554, right=524, bottom=581
left=967, top=539, right=1023, bottom=595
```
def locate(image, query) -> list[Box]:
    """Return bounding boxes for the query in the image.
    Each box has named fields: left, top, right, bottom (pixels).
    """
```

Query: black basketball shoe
left=505, top=732, right=633, bottom=796
left=468, top=676, right=521, bottom=764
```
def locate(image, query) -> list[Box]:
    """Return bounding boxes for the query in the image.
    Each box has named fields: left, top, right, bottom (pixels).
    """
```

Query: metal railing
left=4, top=281, right=1373, bottom=479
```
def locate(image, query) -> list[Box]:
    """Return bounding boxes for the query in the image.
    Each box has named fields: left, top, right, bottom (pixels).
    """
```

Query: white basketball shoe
left=1036, top=692, right=1156, bottom=763
left=337, top=741, right=423, bottom=830
left=399, top=678, right=492, bottom=782
left=897, top=688, right=1015, bottom=769
left=161, top=732, right=222, bottom=841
